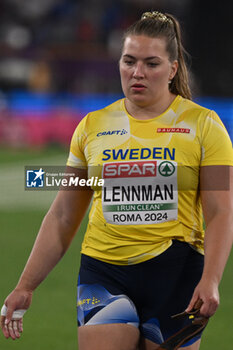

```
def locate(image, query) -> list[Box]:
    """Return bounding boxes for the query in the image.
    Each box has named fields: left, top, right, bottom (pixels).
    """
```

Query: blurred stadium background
left=0, top=0, right=232, bottom=349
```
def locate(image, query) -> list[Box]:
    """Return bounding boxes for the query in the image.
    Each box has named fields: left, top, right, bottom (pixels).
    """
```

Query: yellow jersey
left=67, top=95, right=233, bottom=265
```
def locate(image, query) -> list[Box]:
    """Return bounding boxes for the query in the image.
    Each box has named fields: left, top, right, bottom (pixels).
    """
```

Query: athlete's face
left=119, top=35, right=178, bottom=108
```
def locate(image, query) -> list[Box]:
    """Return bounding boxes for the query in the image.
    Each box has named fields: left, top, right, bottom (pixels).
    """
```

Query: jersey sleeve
left=66, top=115, right=88, bottom=168
left=200, top=110, right=233, bottom=166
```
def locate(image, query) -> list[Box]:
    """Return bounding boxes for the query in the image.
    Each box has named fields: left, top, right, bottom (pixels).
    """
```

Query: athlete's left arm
left=186, top=165, right=233, bottom=317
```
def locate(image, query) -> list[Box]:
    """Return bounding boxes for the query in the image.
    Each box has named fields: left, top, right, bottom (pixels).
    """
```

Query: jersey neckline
left=122, top=95, right=182, bottom=122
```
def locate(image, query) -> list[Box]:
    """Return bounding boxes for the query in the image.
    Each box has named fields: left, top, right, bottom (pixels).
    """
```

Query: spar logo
left=103, top=161, right=157, bottom=178
left=158, top=161, right=175, bottom=177
left=97, top=129, right=128, bottom=137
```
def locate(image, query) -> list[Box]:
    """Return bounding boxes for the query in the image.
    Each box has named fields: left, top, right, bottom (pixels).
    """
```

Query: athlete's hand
left=1, top=288, right=32, bottom=340
left=186, top=277, right=219, bottom=317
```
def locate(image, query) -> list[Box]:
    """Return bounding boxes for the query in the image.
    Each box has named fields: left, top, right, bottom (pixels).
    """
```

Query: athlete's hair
left=123, top=11, right=192, bottom=100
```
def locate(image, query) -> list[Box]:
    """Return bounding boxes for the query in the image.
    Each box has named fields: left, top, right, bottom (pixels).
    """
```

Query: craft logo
left=97, top=129, right=128, bottom=137
left=26, top=168, right=45, bottom=187
left=77, top=296, right=101, bottom=307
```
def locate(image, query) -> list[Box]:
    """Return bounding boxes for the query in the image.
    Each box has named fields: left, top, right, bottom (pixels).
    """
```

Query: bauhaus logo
left=157, top=128, right=190, bottom=133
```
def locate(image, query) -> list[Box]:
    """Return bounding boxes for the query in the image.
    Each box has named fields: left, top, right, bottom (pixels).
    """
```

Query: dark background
left=0, top=0, right=232, bottom=97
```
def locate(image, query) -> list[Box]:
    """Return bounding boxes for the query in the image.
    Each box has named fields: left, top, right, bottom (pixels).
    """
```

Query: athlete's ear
left=169, top=60, right=178, bottom=81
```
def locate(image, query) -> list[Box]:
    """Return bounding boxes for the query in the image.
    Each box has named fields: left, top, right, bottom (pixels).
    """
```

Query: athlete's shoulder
left=86, top=98, right=125, bottom=121
left=72, top=98, right=126, bottom=140
left=176, top=96, right=211, bottom=115
left=181, top=98, right=227, bottom=129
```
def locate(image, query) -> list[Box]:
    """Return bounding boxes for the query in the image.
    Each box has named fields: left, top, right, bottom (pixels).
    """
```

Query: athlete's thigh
left=179, top=339, right=201, bottom=350
left=138, top=337, right=201, bottom=350
left=135, top=241, right=204, bottom=347
left=78, top=324, right=140, bottom=350
left=77, top=254, right=140, bottom=349
left=139, top=337, right=160, bottom=350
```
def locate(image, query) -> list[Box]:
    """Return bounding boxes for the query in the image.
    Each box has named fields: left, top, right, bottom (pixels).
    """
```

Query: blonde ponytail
left=123, top=11, right=192, bottom=100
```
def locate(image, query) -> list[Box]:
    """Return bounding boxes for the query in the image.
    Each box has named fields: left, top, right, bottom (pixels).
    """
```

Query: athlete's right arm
left=1, top=166, right=93, bottom=340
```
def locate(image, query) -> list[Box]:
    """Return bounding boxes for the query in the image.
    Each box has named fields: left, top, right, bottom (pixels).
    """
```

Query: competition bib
left=102, top=160, right=178, bottom=225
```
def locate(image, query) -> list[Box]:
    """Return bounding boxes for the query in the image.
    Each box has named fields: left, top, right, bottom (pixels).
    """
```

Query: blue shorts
left=77, top=240, right=204, bottom=347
